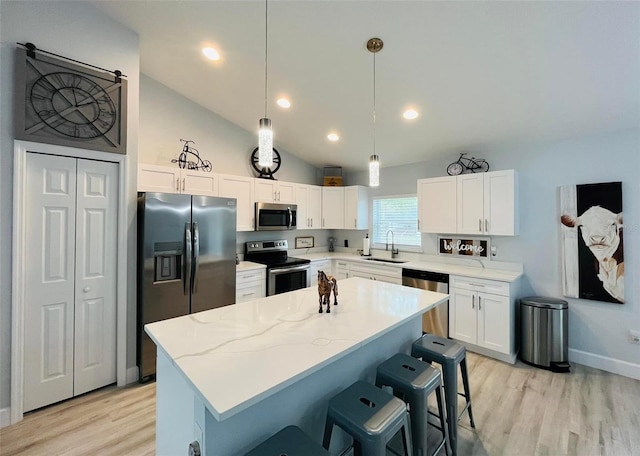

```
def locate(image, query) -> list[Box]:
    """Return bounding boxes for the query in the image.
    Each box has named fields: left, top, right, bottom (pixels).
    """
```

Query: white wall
left=140, top=74, right=319, bottom=184
left=0, top=1, right=140, bottom=414
left=348, top=129, right=640, bottom=373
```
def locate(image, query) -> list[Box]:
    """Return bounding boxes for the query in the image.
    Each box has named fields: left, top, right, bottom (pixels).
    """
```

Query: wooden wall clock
left=14, top=45, right=127, bottom=154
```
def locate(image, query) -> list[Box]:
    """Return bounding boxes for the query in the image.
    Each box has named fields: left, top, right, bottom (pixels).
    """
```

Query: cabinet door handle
left=182, top=178, right=186, bottom=192
left=478, top=295, right=482, bottom=310
left=322, top=218, right=325, bottom=227
left=485, top=219, right=488, bottom=233
left=478, top=219, right=482, bottom=232
left=417, top=219, right=420, bottom=230
left=176, top=178, right=180, bottom=192
left=354, top=218, right=357, bottom=228
left=472, top=294, right=475, bottom=309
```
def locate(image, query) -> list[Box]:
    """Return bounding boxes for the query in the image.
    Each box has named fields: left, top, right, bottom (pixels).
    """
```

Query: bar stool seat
left=411, top=334, right=475, bottom=456
left=376, top=353, right=449, bottom=456
left=323, top=380, right=413, bottom=456
left=244, top=425, right=330, bottom=456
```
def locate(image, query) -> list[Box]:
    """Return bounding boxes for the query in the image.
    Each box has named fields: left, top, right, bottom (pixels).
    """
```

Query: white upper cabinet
left=417, top=176, right=457, bottom=233
left=296, top=184, right=323, bottom=230
left=218, top=174, right=255, bottom=231
left=344, top=186, right=369, bottom=230
left=138, top=163, right=218, bottom=196
left=254, top=179, right=296, bottom=204
left=457, top=170, right=518, bottom=235
left=182, top=168, right=219, bottom=196
left=138, top=164, right=181, bottom=193
left=418, top=170, right=518, bottom=236
left=322, top=187, right=345, bottom=229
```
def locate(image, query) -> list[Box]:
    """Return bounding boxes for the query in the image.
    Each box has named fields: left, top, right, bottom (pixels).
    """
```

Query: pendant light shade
left=369, top=154, right=379, bottom=187
left=258, top=117, right=273, bottom=167
left=367, top=37, right=383, bottom=187
left=258, top=0, right=273, bottom=168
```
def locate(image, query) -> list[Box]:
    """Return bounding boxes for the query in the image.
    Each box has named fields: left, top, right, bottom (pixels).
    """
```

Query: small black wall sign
left=438, top=237, right=489, bottom=258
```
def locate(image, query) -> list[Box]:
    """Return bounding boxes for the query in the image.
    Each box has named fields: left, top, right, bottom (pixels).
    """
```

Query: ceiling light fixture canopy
left=258, top=0, right=273, bottom=168
left=367, top=37, right=383, bottom=187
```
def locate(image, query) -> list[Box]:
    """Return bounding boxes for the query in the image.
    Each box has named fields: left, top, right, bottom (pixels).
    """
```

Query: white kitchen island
left=145, top=277, right=449, bottom=456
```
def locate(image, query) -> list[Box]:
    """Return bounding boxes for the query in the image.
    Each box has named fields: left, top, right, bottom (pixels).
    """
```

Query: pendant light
left=367, top=37, right=383, bottom=187
left=258, top=0, right=273, bottom=167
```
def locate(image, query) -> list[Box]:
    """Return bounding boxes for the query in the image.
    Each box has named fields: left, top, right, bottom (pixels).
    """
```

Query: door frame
left=11, top=140, right=129, bottom=423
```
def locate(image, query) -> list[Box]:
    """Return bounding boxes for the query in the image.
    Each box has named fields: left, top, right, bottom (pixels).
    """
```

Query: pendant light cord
left=373, top=51, right=376, bottom=156
left=264, top=0, right=269, bottom=118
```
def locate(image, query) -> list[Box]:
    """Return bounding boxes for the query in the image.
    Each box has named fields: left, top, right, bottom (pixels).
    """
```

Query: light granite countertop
left=236, top=261, right=266, bottom=272
left=295, top=252, right=523, bottom=282
left=145, top=277, right=448, bottom=421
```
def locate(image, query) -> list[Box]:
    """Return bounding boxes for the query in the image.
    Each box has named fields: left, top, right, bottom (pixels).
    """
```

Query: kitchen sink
left=364, top=257, right=407, bottom=264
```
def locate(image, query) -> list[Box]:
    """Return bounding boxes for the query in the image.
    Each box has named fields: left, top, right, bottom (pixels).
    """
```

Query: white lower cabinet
left=449, top=275, right=519, bottom=363
left=236, top=268, right=266, bottom=303
left=308, top=259, right=332, bottom=287
left=333, top=260, right=350, bottom=280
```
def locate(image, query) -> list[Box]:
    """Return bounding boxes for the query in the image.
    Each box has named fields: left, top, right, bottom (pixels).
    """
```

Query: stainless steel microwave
left=255, top=202, right=297, bottom=231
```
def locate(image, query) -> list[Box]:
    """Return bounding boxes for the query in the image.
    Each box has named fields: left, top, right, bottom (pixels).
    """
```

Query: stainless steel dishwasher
left=402, top=269, right=449, bottom=337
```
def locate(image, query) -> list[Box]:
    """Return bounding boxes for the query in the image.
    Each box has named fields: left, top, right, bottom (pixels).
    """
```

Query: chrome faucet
left=386, top=230, right=399, bottom=258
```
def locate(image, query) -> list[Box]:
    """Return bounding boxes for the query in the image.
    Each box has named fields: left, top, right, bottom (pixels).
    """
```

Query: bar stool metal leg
left=460, top=357, right=475, bottom=429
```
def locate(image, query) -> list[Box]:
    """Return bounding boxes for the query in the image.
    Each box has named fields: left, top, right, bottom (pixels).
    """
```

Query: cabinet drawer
left=236, top=282, right=265, bottom=303
left=350, top=262, right=401, bottom=279
left=237, top=269, right=266, bottom=283
left=450, top=275, right=509, bottom=296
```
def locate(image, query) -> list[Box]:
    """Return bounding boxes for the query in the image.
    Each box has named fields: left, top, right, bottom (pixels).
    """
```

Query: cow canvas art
left=560, top=182, right=624, bottom=304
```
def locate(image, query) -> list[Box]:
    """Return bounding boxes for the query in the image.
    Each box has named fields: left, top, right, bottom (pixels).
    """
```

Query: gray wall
left=347, top=129, right=640, bottom=367
left=0, top=1, right=140, bottom=415
left=140, top=74, right=320, bottom=185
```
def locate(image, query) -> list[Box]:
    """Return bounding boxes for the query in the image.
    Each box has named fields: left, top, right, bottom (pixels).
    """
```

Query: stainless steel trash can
left=520, top=297, right=570, bottom=372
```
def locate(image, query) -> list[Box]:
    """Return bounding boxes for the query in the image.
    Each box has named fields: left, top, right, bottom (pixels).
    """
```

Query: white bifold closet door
left=24, top=153, right=118, bottom=412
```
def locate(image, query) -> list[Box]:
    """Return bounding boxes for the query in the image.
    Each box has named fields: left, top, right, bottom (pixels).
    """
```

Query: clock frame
left=14, top=47, right=127, bottom=154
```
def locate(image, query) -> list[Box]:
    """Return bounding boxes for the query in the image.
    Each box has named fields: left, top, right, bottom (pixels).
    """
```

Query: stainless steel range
left=244, top=240, right=310, bottom=296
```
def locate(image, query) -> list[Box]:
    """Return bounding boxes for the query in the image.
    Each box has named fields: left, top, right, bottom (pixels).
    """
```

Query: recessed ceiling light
left=327, top=133, right=340, bottom=142
left=202, top=47, right=220, bottom=61
left=277, top=98, right=291, bottom=108
left=403, top=109, right=419, bottom=120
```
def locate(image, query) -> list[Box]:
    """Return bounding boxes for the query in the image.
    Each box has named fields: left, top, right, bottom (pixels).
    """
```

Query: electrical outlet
left=630, top=330, right=640, bottom=345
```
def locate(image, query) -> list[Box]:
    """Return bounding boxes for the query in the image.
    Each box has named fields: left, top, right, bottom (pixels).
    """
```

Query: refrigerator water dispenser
left=153, top=242, right=182, bottom=282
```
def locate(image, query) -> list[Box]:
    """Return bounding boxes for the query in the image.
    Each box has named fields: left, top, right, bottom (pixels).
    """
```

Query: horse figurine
left=317, top=270, right=338, bottom=313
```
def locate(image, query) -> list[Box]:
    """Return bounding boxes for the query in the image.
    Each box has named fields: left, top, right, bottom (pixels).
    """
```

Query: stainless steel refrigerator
left=137, top=192, right=237, bottom=380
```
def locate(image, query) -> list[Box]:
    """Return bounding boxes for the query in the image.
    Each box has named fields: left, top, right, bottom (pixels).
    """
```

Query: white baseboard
left=126, top=366, right=139, bottom=385
left=569, top=349, right=640, bottom=380
left=0, top=406, right=11, bottom=429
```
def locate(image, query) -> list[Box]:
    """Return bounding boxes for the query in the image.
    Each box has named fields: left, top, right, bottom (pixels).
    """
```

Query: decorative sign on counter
left=295, top=236, right=314, bottom=249
left=438, top=236, right=489, bottom=258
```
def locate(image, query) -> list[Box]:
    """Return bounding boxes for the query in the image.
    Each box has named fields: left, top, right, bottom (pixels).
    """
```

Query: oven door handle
left=270, top=264, right=310, bottom=275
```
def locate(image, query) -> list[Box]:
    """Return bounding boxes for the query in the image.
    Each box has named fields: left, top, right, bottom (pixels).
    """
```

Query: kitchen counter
left=236, top=260, right=266, bottom=272
left=147, top=277, right=448, bottom=455
left=296, top=252, right=523, bottom=282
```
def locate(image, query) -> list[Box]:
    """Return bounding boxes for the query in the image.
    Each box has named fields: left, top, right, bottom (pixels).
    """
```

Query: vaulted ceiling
left=92, top=1, right=640, bottom=172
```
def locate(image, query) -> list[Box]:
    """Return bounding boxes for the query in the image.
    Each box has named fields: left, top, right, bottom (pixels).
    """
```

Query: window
left=372, top=195, right=421, bottom=250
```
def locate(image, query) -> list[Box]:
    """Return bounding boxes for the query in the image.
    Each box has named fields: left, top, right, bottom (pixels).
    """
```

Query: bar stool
left=411, top=334, right=475, bottom=456
left=376, top=353, right=449, bottom=456
left=244, top=425, right=330, bottom=456
left=322, top=380, right=413, bottom=456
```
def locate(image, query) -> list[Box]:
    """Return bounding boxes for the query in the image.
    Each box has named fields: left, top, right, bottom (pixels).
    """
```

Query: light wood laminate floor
left=1, top=353, right=638, bottom=456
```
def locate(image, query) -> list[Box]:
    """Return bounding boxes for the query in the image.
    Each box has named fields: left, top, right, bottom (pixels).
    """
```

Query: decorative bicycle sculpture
left=172, top=139, right=212, bottom=172
left=446, top=152, right=489, bottom=175
left=250, top=146, right=282, bottom=180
